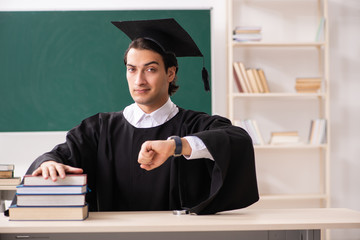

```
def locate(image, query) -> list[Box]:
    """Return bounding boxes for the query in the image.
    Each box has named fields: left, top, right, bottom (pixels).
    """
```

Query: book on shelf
left=16, top=193, right=86, bottom=206
left=0, top=164, right=15, bottom=171
left=233, top=62, right=270, bottom=94
left=233, top=26, right=261, bottom=34
left=23, top=174, right=87, bottom=186
left=234, top=119, right=264, bottom=145
left=233, top=63, right=244, bottom=92
left=246, top=69, right=260, bottom=93
left=308, top=119, right=327, bottom=144
left=0, top=163, right=15, bottom=180
left=16, top=184, right=87, bottom=194
left=257, top=69, right=270, bottom=93
left=315, top=17, right=325, bottom=42
left=269, top=131, right=300, bottom=145
left=0, top=177, right=21, bottom=186
left=238, top=62, right=252, bottom=92
left=9, top=204, right=89, bottom=221
left=295, top=77, right=322, bottom=93
left=233, top=26, right=262, bottom=42
left=0, top=170, right=13, bottom=179
left=252, top=69, right=264, bottom=93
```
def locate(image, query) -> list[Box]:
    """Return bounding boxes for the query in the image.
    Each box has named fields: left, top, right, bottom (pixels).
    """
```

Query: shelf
left=228, top=0, right=330, bottom=209
left=232, top=93, right=326, bottom=98
left=232, top=41, right=325, bottom=48
left=254, top=144, right=327, bottom=150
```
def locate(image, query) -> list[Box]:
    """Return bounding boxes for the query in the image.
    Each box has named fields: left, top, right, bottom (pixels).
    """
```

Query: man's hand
left=32, top=161, right=83, bottom=182
left=138, top=138, right=191, bottom=171
left=138, top=140, right=174, bottom=171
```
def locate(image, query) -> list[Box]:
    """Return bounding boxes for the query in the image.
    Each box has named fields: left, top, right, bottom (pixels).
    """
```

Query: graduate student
left=26, top=19, right=259, bottom=214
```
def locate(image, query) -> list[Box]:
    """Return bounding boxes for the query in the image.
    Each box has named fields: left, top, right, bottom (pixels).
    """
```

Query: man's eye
left=127, top=68, right=135, bottom=72
left=147, top=67, right=156, bottom=72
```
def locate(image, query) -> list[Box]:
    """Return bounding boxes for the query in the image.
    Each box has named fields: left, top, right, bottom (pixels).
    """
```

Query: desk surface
left=1, top=208, right=360, bottom=234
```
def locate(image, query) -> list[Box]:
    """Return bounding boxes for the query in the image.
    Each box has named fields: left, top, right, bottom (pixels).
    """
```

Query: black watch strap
left=167, top=136, right=182, bottom=157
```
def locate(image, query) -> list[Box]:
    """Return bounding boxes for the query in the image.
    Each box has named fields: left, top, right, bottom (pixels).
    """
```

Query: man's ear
left=167, top=66, right=177, bottom=83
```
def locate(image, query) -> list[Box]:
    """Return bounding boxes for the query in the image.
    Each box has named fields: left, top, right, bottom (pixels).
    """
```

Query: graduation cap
left=111, top=18, right=210, bottom=91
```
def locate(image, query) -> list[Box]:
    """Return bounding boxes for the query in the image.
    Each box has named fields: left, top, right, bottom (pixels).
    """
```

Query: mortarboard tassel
left=202, top=56, right=210, bottom=91
left=202, top=67, right=210, bottom=91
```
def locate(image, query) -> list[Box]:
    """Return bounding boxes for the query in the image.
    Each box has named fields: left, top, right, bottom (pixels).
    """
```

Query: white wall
left=328, top=1, right=360, bottom=239
left=0, top=132, right=67, bottom=176
left=0, top=0, right=359, bottom=239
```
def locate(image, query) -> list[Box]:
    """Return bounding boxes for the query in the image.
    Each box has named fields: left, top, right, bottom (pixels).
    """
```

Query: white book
left=318, top=119, right=327, bottom=144
left=251, top=120, right=264, bottom=145
left=243, top=119, right=260, bottom=145
left=16, top=185, right=87, bottom=194
left=23, top=174, right=87, bottom=186
left=16, top=194, right=86, bottom=206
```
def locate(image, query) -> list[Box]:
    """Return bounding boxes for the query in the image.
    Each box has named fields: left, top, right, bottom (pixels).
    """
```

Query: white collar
left=123, top=98, right=179, bottom=128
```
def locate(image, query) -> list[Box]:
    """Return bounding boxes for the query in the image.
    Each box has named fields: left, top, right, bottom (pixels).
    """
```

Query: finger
left=55, top=164, right=66, bottom=179
left=138, top=150, right=155, bottom=165
left=48, top=165, right=58, bottom=182
left=32, top=167, right=42, bottom=176
left=140, top=163, right=153, bottom=171
left=41, top=165, right=50, bottom=180
left=64, top=165, right=84, bottom=174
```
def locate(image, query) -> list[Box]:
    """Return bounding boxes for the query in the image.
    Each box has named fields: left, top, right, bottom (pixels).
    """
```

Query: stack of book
left=308, top=119, right=327, bottom=145
left=234, top=119, right=264, bottom=145
left=233, top=26, right=262, bottom=42
left=269, top=131, right=300, bottom=145
left=0, top=164, right=21, bottom=186
left=295, top=77, right=322, bottom=93
left=9, top=174, right=88, bottom=220
left=233, top=62, right=270, bottom=93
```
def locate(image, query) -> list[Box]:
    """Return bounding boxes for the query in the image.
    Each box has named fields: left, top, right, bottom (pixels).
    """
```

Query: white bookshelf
left=227, top=0, right=330, bottom=209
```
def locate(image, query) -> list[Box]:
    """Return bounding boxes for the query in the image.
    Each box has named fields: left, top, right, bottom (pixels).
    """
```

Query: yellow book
left=238, top=62, right=253, bottom=93
left=257, top=69, right=270, bottom=93
left=246, top=69, right=259, bottom=93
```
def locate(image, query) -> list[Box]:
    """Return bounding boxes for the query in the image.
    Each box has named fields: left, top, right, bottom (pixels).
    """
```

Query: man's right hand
left=32, top=161, right=83, bottom=182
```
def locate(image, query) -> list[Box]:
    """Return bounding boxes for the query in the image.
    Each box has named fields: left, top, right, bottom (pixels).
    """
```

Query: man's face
left=126, top=48, right=176, bottom=114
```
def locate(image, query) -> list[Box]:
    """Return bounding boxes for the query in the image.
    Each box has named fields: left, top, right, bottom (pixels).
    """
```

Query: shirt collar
left=124, top=98, right=179, bottom=128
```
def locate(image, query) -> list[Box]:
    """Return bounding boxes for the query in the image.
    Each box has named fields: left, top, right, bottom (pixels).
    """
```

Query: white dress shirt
left=123, top=98, right=214, bottom=160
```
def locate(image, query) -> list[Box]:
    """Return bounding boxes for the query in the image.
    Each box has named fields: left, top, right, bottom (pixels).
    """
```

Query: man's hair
left=123, top=38, right=179, bottom=96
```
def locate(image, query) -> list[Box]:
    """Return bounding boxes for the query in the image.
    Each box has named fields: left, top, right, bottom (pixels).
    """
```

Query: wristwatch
left=167, top=136, right=182, bottom=157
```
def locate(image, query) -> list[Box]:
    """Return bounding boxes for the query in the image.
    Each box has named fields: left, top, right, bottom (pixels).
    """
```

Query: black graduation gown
left=24, top=108, right=259, bottom=215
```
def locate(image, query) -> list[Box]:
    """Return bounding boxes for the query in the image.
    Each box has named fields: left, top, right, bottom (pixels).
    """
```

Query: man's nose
left=134, top=71, right=146, bottom=85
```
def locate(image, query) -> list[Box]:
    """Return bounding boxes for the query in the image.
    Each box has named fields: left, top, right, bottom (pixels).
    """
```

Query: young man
left=25, top=19, right=259, bottom=215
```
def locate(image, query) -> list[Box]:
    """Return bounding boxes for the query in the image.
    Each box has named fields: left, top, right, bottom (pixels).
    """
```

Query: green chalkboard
left=0, top=10, right=211, bottom=131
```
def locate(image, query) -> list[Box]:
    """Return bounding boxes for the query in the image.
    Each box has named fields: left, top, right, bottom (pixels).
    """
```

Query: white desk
left=1, top=208, right=360, bottom=240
